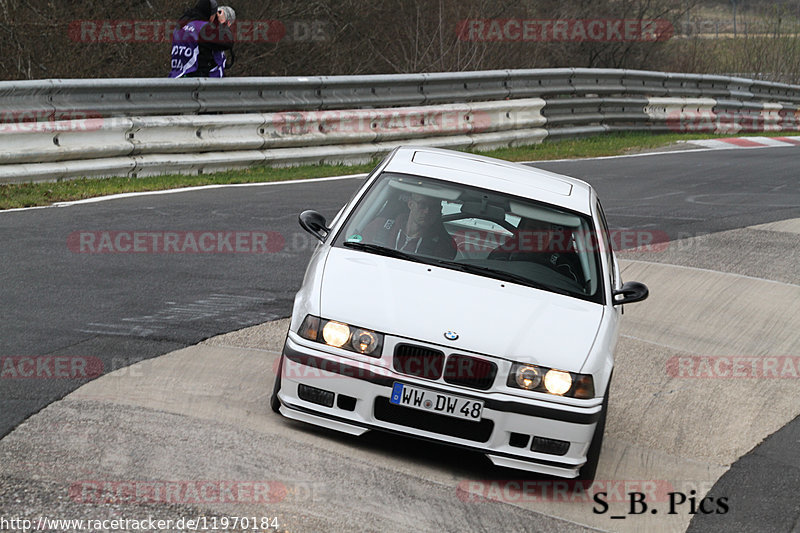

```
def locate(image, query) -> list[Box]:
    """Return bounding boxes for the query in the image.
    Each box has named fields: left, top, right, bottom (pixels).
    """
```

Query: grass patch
left=0, top=162, right=377, bottom=210
left=2, top=131, right=798, bottom=210
left=473, top=131, right=724, bottom=162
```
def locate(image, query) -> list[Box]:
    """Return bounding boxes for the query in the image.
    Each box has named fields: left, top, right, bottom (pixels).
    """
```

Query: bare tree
left=0, top=0, right=797, bottom=82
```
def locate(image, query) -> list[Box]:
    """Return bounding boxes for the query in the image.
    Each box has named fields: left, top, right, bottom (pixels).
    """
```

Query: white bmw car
left=271, top=146, right=648, bottom=479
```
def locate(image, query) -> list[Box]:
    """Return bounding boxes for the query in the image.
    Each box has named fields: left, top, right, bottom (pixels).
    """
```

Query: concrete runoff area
left=0, top=220, right=798, bottom=532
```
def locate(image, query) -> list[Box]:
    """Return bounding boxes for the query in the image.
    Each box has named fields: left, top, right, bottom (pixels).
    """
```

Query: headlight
left=322, top=321, right=350, bottom=347
left=351, top=328, right=380, bottom=354
left=544, top=369, right=572, bottom=395
left=514, top=365, right=542, bottom=390
left=298, top=315, right=384, bottom=357
left=507, top=363, right=594, bottom=399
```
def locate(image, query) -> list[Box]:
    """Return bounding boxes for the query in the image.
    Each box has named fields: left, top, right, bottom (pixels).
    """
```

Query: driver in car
left=362, top=193, right=457, bottom=260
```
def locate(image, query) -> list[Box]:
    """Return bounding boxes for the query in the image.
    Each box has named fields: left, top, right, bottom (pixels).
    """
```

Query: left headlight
left=507, top=363, right=594, bottom=399
left=298, top=315, right=384, bottom=357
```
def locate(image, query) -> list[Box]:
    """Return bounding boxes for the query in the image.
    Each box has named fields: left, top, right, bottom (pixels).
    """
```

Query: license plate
left=389, top=382, right=483, bottom=422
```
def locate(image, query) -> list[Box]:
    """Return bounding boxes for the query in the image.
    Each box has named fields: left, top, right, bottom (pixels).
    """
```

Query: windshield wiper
left=342, top=241, right=435, bottom=265
left=433, top=260, right=572, bottom=296
left=343, top=243, right=573, bottom=296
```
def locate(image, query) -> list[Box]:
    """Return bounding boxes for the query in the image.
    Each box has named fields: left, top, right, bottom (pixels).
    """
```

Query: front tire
left=270, top=354, right=283, bottom=414
left=579, top=377, right=611, bottom=481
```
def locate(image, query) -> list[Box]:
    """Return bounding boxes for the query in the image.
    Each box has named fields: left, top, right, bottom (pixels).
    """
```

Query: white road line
left=0, top=174, right=368, bottom=214
left=620, top=258, right=800, bottom=288
left=620, top=333, right=696, bottom=354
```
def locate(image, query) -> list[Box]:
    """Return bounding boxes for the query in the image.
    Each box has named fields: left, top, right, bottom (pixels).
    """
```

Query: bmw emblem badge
left=444, top=331, right=459, bottom=341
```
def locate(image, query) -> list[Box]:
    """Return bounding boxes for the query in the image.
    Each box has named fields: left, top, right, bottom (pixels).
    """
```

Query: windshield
left=334, top=172, right=603, bottom=303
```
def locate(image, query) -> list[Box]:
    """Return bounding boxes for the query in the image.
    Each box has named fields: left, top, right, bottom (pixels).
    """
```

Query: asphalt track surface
left=1, top=145, right=798, bottom=531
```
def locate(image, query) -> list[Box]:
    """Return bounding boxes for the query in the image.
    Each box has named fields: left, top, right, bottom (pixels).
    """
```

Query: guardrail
left=1, top=69, right=798, bottom=183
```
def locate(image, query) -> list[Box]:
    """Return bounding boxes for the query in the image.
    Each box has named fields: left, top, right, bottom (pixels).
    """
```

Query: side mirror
left=613, top=281, right=649, bottom=305
left=299, top=210, right=329, bottom=242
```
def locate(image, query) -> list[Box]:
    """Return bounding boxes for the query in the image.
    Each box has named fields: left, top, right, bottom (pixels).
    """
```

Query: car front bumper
left=275, top=334, right=603, bottom=478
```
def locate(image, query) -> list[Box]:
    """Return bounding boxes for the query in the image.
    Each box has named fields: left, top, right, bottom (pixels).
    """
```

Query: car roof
left=382, top=146, right=595, bottom=215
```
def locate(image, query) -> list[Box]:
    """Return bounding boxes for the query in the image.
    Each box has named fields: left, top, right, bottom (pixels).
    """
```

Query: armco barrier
left=4, top=69, right=800, bottom=120
left=0, top=117, right=134, bottom=164
left=49, top=79, right=201, bottom=117
left=0, top=69, right=798, bottom=183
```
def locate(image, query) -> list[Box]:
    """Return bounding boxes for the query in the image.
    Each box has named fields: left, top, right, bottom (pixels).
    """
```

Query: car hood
left=319, top=247, right=603, bottom=371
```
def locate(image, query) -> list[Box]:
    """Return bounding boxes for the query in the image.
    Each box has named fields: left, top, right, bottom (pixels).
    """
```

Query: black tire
left=270, top=354, right=283, bottom=414
left=579, top=376, right=611, bottom=481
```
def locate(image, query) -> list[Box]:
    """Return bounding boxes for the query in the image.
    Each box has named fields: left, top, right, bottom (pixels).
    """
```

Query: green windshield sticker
left=346, top=234, right=363, bottom=243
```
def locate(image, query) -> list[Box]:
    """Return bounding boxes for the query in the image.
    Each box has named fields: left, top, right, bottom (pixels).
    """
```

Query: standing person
left=209, top=7, right=236, bottom=77
left=169, top=1, right=236, bottom=78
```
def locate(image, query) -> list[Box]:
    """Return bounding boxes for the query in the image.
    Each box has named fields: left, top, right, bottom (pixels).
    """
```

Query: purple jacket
left=169, top=19, right=232, bottom=78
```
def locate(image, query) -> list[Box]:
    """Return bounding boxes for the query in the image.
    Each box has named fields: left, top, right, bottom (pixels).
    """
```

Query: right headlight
left=298, top=315, right=384, bottom=357
left=507, top=363, right=594, bottom=399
